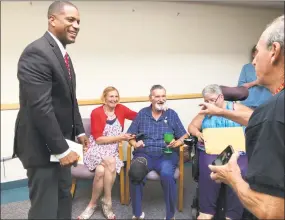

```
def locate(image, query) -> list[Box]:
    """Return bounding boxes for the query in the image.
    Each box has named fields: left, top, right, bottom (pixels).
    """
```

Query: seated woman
left=78, top=86, right=137, bottom=220
left=188, top=84, right=250, bottom=220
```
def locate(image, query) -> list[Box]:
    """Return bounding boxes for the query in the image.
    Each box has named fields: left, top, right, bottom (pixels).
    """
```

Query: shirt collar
left=48, top=31, right=66, bottom=57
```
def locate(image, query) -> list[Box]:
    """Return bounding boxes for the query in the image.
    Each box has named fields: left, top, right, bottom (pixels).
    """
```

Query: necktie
left=64, top=53, right=71, bottom=79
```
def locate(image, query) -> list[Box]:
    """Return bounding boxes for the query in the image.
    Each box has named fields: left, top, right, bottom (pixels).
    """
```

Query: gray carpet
left=1, top=165, right=197, bottom=219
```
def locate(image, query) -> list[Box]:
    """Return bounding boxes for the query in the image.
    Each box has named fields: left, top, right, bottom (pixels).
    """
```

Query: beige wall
left=0, top=1, right=282, bottom=182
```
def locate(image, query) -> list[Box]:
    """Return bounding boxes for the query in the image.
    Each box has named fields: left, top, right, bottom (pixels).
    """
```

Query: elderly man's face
left=150, top=89, right=167, bottom=111
left=252, top=39, right=272, bottom=86
left=253, top=36, right=283, bottom=87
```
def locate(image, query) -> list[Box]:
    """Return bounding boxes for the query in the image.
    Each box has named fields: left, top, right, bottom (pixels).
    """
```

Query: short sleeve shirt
left=245, top=89, right=284, bottom=198
left=127, top=106, right=187, bottom=155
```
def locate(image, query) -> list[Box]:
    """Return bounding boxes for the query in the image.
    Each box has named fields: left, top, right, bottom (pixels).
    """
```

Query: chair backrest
left=82, top=118, right=91, bottom=137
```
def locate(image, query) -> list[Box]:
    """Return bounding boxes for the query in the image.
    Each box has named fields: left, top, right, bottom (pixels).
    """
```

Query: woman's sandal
left=77, top=205, right=97, bottom=219
left=101, top=198, right=116, bottom=219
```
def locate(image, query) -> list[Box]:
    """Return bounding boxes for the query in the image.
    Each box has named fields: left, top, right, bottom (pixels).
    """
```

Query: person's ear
left=149, top=95, right=152, bottom=102
left=49, top=15, right=56, bottom=27
left=270, top=42, right=282, bottom=65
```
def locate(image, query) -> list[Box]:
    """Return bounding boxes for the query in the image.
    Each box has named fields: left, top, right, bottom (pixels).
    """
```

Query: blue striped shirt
left=127, top=105, right=187, bottom=155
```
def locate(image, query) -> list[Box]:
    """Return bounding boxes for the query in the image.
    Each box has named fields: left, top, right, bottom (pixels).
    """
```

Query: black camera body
left=135, top=132, right=146, bottom=142
left=184, top=135, right=198, bottom=147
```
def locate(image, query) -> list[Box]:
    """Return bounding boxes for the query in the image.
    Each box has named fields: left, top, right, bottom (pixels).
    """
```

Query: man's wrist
left=216, top=107, right=224, bottom=116
left=231, top=174, right=247, bottom=194
left=77, top=133, right=86, bottom=138
left=55, top=148, right=71, bottom=159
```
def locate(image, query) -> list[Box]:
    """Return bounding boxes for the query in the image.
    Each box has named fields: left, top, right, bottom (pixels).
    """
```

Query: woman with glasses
left=188, top=84, right=251, bottom=220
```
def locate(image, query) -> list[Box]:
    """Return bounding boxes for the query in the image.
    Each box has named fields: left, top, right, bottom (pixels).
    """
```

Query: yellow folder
left=202, top=127, right=246, bottom=155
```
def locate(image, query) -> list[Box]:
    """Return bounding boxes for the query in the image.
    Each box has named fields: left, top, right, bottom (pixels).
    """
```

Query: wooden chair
left=70, top=118, right=125, bottom=205
left=125, top=144, right=185, bottom=211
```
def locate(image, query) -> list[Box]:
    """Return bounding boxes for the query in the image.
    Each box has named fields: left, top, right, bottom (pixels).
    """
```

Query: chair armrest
left=118, top=141, right=123, bottom=161
left=179, top=145, right=184, bottom=175
left=126, top=143, right=133, bottom=171
left=179, top=145, right=184, bottom=163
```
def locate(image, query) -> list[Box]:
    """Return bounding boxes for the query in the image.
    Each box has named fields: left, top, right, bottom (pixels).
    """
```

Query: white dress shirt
left=48, top=31, right=85, bottom=159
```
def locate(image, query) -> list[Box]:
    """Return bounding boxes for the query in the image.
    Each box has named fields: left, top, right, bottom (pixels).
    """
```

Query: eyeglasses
left=205, top=94, right=221, bottom=104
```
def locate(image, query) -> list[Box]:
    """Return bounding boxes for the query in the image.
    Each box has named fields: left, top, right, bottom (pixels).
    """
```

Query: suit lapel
left=44, top=32, right=73, bottom=95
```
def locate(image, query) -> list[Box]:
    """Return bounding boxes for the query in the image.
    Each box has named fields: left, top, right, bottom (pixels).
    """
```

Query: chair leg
left=71, top=178, right=77, bottom=199
left=120, top=167, right=125, bottom=205
left=125, top=145, right=132, bottom=205
left=178, top=145, right=184, bottom=212
left=178, top=174, right=184, bottom=212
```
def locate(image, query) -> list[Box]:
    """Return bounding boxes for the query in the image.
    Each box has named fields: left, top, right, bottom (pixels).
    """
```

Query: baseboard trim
left=1, top=178, right=94, bottom=192
left=1, top=163, right=191, bottom=191
left=1, top=179, right=28, bottom=191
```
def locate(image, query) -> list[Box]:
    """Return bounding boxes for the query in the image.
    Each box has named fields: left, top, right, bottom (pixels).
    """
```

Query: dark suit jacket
left=13, top=32, right=85, bottom=169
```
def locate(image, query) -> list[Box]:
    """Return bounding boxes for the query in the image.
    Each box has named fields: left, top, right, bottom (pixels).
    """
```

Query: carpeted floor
left=1, top=165, right=197, bottom=219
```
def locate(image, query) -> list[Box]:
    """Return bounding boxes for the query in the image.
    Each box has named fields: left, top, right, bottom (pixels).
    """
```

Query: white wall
left=1, top=1, right=282, bottom=182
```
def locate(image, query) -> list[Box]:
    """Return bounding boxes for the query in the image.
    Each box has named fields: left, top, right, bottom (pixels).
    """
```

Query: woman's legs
left=101, top=156, right=117, bottom=204
left=198, top=150, right=221, bottom=219
left=225, top=154, right=248, bottom=219
left=87, top=165, right=105, bottom=208
left=101, top=156, right=117, bottom=219
left=78, top=165, right=105, bottom=219
left=198, top=151, right=249, bottom=220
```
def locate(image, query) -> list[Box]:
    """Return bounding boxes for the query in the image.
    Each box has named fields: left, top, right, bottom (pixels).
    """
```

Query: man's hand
left=77, top=135, right=90, bottom=153
left=199, top=102, right=223, bottom=116
left=59, top=151, right=79, bottom=167
left=134, top=140, right=145, bottom=148
left=208, top=152, right=242, bottom=186
left=168, top=139, right=183, bottom=148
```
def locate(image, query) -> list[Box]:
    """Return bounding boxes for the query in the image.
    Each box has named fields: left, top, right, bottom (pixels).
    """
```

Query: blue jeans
left=130, top=152, right=178, bottom=220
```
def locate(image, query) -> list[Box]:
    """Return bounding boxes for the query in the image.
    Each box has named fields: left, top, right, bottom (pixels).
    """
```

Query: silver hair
left=202, top=84, right=222, bottom=97
left=149, top=84, right=166, bottom=96
left=262, top=15, right=284, bottom=52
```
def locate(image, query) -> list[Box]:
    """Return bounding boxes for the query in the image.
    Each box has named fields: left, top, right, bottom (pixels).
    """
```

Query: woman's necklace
left=104, top=106, right=115, bottom=119
left=273, top=82, right=284, bottom=95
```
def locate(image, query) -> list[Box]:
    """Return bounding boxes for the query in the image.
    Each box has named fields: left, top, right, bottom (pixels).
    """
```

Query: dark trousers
left=27, top=163, right=72, bottom=219
left=198, top=150, right=248, bottom=219
left=130, top=152, right=178, bottom=220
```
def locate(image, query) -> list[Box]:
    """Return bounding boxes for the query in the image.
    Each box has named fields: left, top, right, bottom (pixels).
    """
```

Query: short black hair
left=47, top=1, right=77, bottom=18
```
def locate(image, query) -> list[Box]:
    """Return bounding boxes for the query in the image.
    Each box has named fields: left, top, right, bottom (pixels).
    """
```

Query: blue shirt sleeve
left=172, top=111, right=187, bottom=139
left=127, top=111, right=140, bottom=134
left=238, top=65, right=247, bottom=86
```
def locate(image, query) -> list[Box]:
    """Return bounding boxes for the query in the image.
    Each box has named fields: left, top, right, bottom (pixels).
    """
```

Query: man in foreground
left=13, top=1, right=89, bottom=219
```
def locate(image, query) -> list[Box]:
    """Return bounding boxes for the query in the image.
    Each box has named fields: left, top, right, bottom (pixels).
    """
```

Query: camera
left=184, top=135, right=198, bottom=147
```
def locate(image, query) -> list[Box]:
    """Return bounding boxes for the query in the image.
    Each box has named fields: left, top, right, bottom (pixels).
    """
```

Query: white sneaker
left=132, top=212, right=145, bottom=219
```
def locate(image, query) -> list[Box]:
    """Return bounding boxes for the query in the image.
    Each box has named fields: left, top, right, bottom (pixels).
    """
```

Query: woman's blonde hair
left=101, top=86, right=120, bottom=103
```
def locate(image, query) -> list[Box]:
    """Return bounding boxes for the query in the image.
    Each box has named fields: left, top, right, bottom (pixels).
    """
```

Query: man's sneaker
left=132, top=212, right=145, bottom=219
left=164, top=217, right=175, bottom=220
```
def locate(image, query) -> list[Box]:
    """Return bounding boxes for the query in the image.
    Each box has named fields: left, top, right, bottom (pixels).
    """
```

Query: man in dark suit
left=13, top=1, right=89, bottom=219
